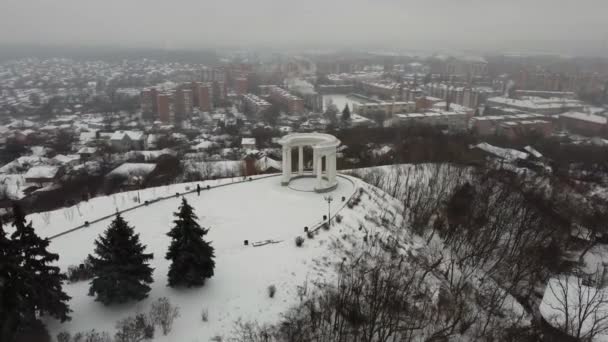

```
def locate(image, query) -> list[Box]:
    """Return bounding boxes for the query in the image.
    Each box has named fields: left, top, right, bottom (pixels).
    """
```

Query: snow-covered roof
left=241, top=137, right=256, bottom=145
left=560, top=111, right=608, bottom=125
left=24, top=165, right=60, bottom=179
left=53, top=154, right=80, bottom=164
left=78, top=146, right=98, bottom=154
left=108, top=163, right=156, bottom=178
left=255, top=156, right=282, bottom=172
left=473, top=142, right=528, bottom=161
left=523, top=146, right=543, bottom=159
left=110, top=130, right=145, bottom=141
left=193, top=140, right=216, bottom=150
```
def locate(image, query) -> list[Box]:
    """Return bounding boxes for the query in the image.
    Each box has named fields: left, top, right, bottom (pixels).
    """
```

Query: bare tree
left=545, top=273, right=608, bottom=341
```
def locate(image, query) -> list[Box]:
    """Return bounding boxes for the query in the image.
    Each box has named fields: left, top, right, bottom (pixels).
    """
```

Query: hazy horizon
left=2, top=0, right=608, bottom=56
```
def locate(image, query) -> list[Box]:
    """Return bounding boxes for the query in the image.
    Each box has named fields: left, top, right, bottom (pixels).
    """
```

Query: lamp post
left=324, top=195, right=333, bottom=226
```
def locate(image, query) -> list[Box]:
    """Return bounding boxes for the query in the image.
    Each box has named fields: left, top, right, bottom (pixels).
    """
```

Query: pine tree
left=341, top=104, right=351, bottom=121
left=88, top=214, right=153, bottom=305
left=2, top=204, right=71, bottom=342
left=0, top=217, right=20, bottom=342
left=166, top=198, right=215, bottom=287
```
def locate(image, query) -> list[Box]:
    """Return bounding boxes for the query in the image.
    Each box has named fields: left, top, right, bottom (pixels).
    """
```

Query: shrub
left=335, top=214, right=343, bottom=223
left=267, top=284, right=277, bottom=298
left=56, top=331, right=71, bottom=342
left=14, top=319, right=50, bottom=342
left=201, top=308, right=209, bottom=322
left=210, top=336, right=223, bottom=342
left=81, top=330, right=112, bottom=342
left=115, top=314, right=154, bottom=342
left=322, top=222, right=330, bottom=230
left=66, top=259, right=94, bottom=283
left=295, top=236, right=305, bottom=247
left=148, top=297, right=180, bottom=336
left=306, top=230, right=314, bottom=239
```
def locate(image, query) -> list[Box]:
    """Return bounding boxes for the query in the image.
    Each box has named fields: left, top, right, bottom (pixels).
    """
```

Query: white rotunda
left=277, top=133, right=340, bottom=192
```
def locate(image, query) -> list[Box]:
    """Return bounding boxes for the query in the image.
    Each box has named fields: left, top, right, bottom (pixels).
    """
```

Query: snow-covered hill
left=36, top=175, right=373, bottom=341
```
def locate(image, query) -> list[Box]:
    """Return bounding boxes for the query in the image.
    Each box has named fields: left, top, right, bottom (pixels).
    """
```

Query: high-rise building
left=196, top=82, right=213, bottom=112
left=175, top=88, right=193, bottom=118
left=140, top=88, right=158, bottom=114
left=234, top=77, right=248, bottom=95
left=157, top=93, right=171, bottom=123
left=213, top=80, right=226, bottom=105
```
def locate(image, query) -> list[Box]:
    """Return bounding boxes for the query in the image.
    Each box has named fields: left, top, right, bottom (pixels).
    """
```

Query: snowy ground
left=322, top=94, right=365, bottom=112
left=39, top=175, right=357, bottom=341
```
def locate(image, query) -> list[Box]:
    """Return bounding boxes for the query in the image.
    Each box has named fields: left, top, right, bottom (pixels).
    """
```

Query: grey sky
left=1, top=0, right=607, bottom=54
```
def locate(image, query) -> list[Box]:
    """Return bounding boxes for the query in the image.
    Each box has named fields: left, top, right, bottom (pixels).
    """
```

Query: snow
left=108, top=163, right=156, bottom=178
left=473, top=142, right=529, bottom=161
left=110, top=130, right=145, bottom=141
left=540, top=275, right=608, bottom=341
left=37, top=175, right=357, bottom=340
left=524, top=145, right=543, bottom=158
left=322, top=94, right=364, bottom=112
left=24, top=165, right=60, bottom=179
left=561, top=111, right=608, bottom=125
left=53, top=154, right=81, bottom=165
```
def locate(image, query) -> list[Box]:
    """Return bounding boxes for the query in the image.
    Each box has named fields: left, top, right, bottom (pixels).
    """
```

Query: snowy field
left=322, top=94, right=365, bottom=112
left=37, top=175, right=357, bottom=341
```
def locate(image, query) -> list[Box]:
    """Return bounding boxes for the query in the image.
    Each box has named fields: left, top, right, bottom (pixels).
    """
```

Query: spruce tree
left=341, top=104, right=351, bottom=121
left=2, top=204, right=71, bottom=342
left=166, top=198, right=215, bottom=287
left=0, top=217, right=20, bottom=342
left=88, top=214, right=153, bottom=305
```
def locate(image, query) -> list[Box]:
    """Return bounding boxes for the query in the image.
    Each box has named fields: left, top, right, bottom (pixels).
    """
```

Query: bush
left=307, top=230, right=314, bottom=239
left=268, top=284, right=277, bottom=298
left=201, top=308, right=209, bottom=322
left=335, top=214, right=343, bottom=223
left=115, top=314, right=154, bottom=342
left=322, top=222, right=330, bottom=230
left=148, top=297, right=180, bottom=336
left=14, top=319, right=50, bottom=342
left=66, top=259, right=94, bottom=283
left=57, top=331, right=71, bottom=342
left=295, top=236, right=305, bottom=247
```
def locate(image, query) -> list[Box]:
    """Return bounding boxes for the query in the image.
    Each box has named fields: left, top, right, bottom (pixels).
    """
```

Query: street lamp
left=324, top=195, right=333, bottom=226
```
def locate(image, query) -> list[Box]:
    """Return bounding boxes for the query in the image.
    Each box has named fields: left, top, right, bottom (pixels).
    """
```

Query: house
left=110, top=130, right=146, bottom=151
left=24, top=165, right=64, bottom=184
left=77, top=147, right=98, bottom=160
left=53, top=154, right=81, bottom=166
left=241, top=137, right=257, bottom=150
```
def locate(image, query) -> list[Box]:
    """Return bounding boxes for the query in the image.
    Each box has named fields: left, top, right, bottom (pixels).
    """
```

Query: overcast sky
left=1, top=0, right=607, bottom=55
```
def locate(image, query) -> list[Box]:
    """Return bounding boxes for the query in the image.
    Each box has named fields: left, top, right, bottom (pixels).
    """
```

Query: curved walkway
left=48, top=174, right=358, bottom=241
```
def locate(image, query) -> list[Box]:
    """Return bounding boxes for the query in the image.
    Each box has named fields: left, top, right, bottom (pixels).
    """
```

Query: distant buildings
left=196, top=82, right=213, bottom=112
left=110, top=131, right=146, bottom=151
left=425, top=83, right=495, bottom=109
left=486, top=96, right=584, bottom=116
left=242, top=94, right=271, bottom=115
left=391, top=111, right=469, bottom=131
left=353, top=101, right=416, bottom=117
left=174, top=88, right=193, bottom=118
left=234, top=77, right=248, bottom=95
left=259, top=85, right=304, bottom=114
left=559, top=112, right=608, bottom=136
left=156, top=93, right=171, bottom=123
left=471, top=113, right=551, bottom=136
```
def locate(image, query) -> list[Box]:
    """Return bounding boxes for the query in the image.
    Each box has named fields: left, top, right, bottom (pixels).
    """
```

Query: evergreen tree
left=341, top=104, right=351, bottom=121
left=0, top=217, right=20, bottom=342
left=88, top=214, right=153, bottom=305
left=166, top=198, right=215, bottom=287
left=1, top=204, right=71, bottom=342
